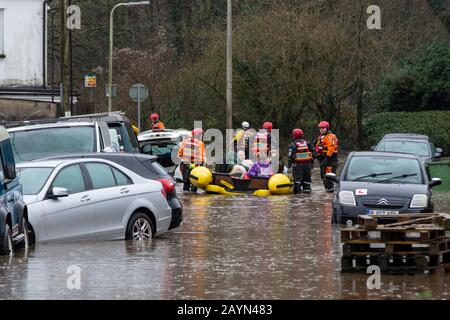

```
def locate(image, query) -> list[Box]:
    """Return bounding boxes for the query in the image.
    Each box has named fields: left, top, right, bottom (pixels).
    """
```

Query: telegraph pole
left=60, top=0, right=70, bottom=115
left=226, top=0, right=233, bottom=129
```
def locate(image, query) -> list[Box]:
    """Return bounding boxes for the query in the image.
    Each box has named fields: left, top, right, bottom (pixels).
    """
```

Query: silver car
left=16, top=158, right=172, bottom=243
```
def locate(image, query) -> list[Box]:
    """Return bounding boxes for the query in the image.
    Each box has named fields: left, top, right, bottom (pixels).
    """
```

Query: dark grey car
left=326, top=152, right=442, bottom=224
left=373, top=133, right=443, bottom=164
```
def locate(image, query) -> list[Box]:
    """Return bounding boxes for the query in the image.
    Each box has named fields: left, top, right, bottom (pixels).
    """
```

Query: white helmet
left=241, top=121, right=250, bottom=129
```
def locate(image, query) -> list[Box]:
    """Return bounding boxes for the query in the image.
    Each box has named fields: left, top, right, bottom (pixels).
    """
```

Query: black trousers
left=180, top=163, right=197, bottom=191
left=319, top=155, right=338, bottom=191
left=293, top=161, right=312, bottom=193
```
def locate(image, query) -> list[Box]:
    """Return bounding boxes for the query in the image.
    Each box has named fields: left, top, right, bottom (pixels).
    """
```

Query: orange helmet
left=150, top=113, right=159, bottom=121
left=292, top=129, right=303, bottom=139
left=263, top=122, right=273, bottom=130
left=318, top=121, right=329, bottom=128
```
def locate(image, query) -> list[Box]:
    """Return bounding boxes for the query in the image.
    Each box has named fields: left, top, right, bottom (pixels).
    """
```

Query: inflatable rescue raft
left=189, top=166, right=293, bottom=196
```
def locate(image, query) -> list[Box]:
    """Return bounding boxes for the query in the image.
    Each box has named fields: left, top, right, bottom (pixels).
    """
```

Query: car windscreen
left=141, top=141, right=179, bottom=156
left=345, top=156, right=423, bottom=184
left=375, top=140, right=430, bottom=157
left=17, top=167, right=54, bottom=195
left=10, top=126, right=96, bottom=162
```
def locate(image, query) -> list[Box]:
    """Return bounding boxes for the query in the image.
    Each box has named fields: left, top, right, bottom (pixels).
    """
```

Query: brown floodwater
left=0, top=168, right=449, bottom=300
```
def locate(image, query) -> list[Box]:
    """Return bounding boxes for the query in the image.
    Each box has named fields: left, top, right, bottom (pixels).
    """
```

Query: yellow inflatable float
left=189, top=166, right=293, bottom=196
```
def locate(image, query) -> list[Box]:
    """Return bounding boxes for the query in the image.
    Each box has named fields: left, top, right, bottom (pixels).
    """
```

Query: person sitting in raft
left=245, top=152, right=274, bottom=179
left=237, top=150, right=253, bottom=171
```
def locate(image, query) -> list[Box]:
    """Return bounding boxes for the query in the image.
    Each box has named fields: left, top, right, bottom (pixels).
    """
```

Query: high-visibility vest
left=316, top=132, right=338, bottom=157
left=151, top=121, right=165, bottom=130
left=294, top=140, right=312, bottom=162
left=253, top=132, right=271, bottom=154
left=178, top=138, right=205, bottom=164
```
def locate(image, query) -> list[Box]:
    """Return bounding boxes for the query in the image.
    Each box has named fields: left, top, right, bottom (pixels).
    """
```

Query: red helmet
left=292, top=129, right=304, bottom=139
left=150, top=113, right=159, bottom=121
left=192, top=128, right=204, bottom=137
left=263, top=122, right=273, bottom=130
left=318, top=121, right=329, bottom=128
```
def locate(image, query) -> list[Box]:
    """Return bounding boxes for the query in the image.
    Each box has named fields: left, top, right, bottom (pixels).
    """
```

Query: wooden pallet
left=356, top=213, right=450, bottom=231
left=341, top=254, right=446, bottom=274
left=340, top=213, right=450, bottom=273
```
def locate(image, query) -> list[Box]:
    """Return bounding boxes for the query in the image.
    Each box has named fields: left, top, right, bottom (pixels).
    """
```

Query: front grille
left=361, top=196, right=407, bottom=208
left=365, top=204, right=403, bottom=210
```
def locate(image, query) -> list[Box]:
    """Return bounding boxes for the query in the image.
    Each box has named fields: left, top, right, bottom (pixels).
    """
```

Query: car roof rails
left=382, top=133, right=429, bottom=140
left=60, top=111, right=127, bottom=123
left=1, top=118, right=61, bottom=129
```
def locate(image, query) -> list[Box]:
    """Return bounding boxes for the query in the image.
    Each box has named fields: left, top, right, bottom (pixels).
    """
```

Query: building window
left=0, top=9, right=4, bottom=56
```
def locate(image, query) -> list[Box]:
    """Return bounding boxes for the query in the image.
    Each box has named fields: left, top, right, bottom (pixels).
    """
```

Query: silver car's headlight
left=339, top=191, right=356, bottom=206
left=410, top=194, right=428, bottom=208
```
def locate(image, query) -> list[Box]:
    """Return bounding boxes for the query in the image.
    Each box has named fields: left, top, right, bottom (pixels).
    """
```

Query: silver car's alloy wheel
left=132, top=218, right=152, bottom=241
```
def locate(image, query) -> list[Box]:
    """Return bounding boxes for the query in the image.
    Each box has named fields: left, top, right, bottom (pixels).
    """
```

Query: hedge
left=364, top=111, right=450, bottom=154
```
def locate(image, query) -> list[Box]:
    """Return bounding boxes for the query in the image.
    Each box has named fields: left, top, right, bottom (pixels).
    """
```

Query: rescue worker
left=288, top=129, right=313, bottom=194
left=231, top=121, right=254, bottom=159
left=150, top=113, right=165, bottom=131
left=252, top=122, right=275, bottom=159
left=315, top=121, right=339, bottom=192
left=178, top=128, right=206, bottom=192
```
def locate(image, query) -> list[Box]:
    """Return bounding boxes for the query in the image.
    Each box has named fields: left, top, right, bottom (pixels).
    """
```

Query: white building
left=0, top=0, right=47, bottom=87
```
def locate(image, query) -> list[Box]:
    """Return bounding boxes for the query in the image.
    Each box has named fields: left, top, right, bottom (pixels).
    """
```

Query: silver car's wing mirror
left=50, top=187, right=69, bottom=199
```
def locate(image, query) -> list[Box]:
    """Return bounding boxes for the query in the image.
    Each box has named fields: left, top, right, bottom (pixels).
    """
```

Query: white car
left=17, top=158, right=172, bottom=243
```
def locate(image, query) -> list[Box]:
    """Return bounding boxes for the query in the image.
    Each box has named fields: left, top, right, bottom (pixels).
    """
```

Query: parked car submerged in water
left=39, top=153, right=183, bottom=231
left=373, top=133, right=443, bottom=164
left=7, top=121, right=114, bottom=163
left=0, top=126, right=29, bottom=255
left=138, top=129, right=184, bottom=174
left=326, top=152, right=442, bottom=224
left=17, top=158, right=173, bottom=243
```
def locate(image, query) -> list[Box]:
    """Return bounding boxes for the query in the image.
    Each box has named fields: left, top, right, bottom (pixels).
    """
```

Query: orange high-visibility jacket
left=151, top=121, right=165, bottom=130
left=322, top=133, right=338, bottom=157
left=178, top=138, right=206, bottom=164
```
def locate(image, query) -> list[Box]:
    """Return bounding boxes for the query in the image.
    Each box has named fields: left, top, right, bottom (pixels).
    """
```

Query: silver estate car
left=17, top=158, right=172, bottom=243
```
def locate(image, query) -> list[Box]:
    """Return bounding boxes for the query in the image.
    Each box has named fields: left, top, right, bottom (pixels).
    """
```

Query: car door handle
left=120, top=188, right=130, bottom=194
left=80, top=195, right=91, bottom=202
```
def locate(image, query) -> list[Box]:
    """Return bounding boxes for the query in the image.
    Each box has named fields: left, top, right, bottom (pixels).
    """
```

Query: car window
left=17, top=167, right=54, bottom=195
left=108, top=126, right=124, bottom=152
left=10, top=126, right=96, bottom=162
left=53, top=164, right=86, bottom=194
left=85, top=163, right=116, bottom=189
left=126, top=125, right=140, bottom=150
left=140, top=159, right=172, bottom=180
left=345, top=156, right=423, bottom=184
left=429, top=142, right=437, bottom=156
left=112, top=167, right=132, bottom=186
left=141, top=142, right=178, bottom=156
left=375, top=141, right=430, bottom=157
left=0, top=150, right=4, bottom=182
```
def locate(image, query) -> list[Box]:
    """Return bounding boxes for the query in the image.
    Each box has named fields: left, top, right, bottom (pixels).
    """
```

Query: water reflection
left=0, top=171, right=449, bottom=299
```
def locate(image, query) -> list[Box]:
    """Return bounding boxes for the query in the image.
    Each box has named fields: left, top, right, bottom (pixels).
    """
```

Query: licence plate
left=367, top=209, right=399, bottom=216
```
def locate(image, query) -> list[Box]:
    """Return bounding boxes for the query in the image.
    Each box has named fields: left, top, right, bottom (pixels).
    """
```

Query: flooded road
left=1, top=168, right=449, bottom=300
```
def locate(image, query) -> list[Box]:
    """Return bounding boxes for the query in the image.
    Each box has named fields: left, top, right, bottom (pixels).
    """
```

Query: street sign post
left=129, top=83, right=149, bottom=132
left=84, top=73, right=97, bottom=88
left=84, top=73, right=97, bottom=103
left=105, top=84, right=117, bottom=98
